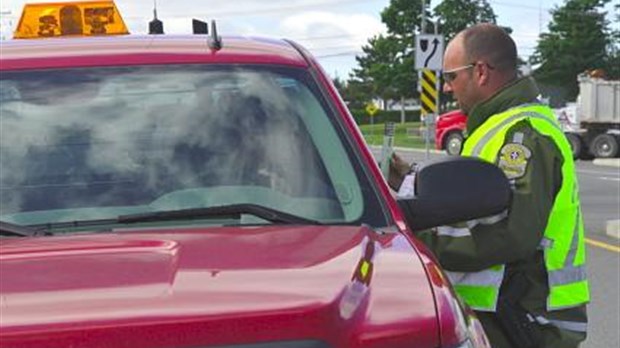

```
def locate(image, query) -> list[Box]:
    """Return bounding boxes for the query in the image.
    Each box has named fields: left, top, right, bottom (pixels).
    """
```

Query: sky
left=1, top=0, right=617, bottom=78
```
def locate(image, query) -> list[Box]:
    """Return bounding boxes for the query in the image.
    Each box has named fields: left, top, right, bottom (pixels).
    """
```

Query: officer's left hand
left=388, top=152, right=411, bottom=191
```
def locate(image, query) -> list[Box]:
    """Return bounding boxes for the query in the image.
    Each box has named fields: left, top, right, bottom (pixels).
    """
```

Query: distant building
left=386, top=99, right=421, bottom=111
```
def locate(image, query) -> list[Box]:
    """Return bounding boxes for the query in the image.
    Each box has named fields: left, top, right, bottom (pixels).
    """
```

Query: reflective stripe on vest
left=459, top=104, right=589, bottom=311
left=446, top=265, right=505, bottom=311
left=534, top=316, right=588, bottom=333
left=437, top=211, right=509, bottom=238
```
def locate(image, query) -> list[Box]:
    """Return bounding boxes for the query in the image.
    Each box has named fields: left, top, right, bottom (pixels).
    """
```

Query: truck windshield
left=0, top=65, right=387, bottom=230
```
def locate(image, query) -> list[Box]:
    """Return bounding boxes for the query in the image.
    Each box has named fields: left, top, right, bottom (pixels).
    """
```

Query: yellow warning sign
left=420, top=69, right=438, bottom=115
left=365, top=103, right=379, bottom=117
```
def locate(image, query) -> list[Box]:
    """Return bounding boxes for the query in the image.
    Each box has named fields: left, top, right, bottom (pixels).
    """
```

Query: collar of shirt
left=467, top=76, right=541, bottom=135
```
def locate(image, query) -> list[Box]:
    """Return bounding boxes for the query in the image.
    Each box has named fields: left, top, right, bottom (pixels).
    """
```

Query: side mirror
left=397, top=157, right=511, bottom=231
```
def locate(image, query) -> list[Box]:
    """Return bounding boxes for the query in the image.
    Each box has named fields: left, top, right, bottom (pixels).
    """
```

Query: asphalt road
left=371, top=146, right=620, bottom=348
left=573, top=160, right=619, bottom=348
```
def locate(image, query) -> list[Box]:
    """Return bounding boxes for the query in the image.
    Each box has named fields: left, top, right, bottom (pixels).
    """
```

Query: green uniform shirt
left=415, top=77, right=587, bottom=347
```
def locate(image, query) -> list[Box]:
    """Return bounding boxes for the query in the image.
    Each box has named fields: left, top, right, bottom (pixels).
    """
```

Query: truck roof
left=0, top=35, right=310, bottom=70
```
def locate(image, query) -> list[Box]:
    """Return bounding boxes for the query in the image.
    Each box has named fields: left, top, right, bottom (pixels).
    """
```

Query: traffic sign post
left=366, top=103, right=379, bottom=144
left=420, top=69, right=439, bottom=159
left=380, top=122, right=395, bottom=178
left=365, top=103, right=379, bottom=117
left=415, top=33, right=444, bottom=159
left=420, top=69, right=438, bottom=115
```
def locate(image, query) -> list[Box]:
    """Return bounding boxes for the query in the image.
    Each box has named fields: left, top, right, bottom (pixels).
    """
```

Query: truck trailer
left=564, top=75, right=620, bottom=159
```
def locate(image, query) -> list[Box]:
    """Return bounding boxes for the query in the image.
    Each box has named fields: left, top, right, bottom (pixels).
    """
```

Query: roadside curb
left=592, top=158, right=620, bottom=168
left=607, top=220, right=620, bottom=240
left=393, top=146, right=444, bottom=154
left=369, top=145, right=444, bottom=155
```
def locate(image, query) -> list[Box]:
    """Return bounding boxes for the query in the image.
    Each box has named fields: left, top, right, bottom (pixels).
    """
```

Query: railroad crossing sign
left=415, top=34, right=444, bottom=70
left=420, top=69, right=438, bottom=115
left=365, top=103, right=379, bottom=117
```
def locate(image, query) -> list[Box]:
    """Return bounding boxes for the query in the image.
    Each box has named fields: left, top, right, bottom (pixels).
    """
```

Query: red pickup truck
left=0, top=2, right=510, bottom=348
left=435, top=109, right=467, bottom=155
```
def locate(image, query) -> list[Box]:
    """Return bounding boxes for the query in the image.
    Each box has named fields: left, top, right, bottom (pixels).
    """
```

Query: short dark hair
left=461, top=23, right=517, bottom=73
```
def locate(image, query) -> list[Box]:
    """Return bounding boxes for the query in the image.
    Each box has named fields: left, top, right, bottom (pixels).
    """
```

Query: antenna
left=207, top=20, right=222, bottom=50
left=149, top=0, right=164, bottom=34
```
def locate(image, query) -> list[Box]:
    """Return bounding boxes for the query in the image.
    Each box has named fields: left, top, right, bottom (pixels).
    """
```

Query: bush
left=349, top=109, right=421, bottom=125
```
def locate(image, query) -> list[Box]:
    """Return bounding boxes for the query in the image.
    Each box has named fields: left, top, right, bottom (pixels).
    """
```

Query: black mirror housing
left=397, top=156, right=511, bottom=231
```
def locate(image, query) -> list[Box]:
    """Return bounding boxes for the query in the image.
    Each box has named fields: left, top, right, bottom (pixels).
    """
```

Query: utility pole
left=421, top=0, right=426, bottom=34
left=538, top=0, right=543, bottom=35
left=416, top=0, right=444, bottom=160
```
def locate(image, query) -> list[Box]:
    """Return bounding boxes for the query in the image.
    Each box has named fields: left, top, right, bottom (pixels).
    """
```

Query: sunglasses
left=442, top=63, right=475, bottom=83
left=443, top=62, right=496, bottom=83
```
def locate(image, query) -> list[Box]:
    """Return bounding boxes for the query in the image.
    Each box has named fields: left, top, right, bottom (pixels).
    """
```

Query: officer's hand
left=388, top=152, right=411, bottom=191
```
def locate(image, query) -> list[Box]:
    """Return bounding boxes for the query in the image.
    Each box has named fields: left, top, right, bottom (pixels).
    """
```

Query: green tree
left=347, top=0, right=501, bottom=116
left=381, top=0, right=427, bottom=37
left=531, top=0, right=614, bottom=102
left=350, top=34, right=417, bottom=112
left=433, top=0, right=497, bottom=42
left=378, top=0, right=427, bottom=105
left=332, top=76, right=345, bottom=93
left=347, top=0, right=426, bottom=121
left=333, top=76, right=373, bottom=110
left=379, top=0, right=499, bottom=111
left=358, top=35, right=399, bottom=103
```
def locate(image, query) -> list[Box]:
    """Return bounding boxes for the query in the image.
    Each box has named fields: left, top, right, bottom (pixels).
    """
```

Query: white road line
left=577, top=169, right=620, bottom=176
left=599, top=177, right=620, bottom=182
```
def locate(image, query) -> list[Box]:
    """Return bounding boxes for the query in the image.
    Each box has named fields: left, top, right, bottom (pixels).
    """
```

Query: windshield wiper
left=0, top=221, right=39, bottom=237
left=118, top=203, right=322, bottom=225
left=12, top=204, right=321, bottom=236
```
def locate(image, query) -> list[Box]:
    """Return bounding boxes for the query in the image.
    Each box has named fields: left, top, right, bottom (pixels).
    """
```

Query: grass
left=357, top=122, right=431, bottom=148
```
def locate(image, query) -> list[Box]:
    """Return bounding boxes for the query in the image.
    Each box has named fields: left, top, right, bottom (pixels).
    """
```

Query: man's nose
left=443, top=81, right=453, bottom=93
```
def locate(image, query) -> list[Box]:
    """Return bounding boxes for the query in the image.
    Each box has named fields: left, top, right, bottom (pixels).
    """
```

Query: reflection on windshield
left=0, top=65, right=375, bottom=228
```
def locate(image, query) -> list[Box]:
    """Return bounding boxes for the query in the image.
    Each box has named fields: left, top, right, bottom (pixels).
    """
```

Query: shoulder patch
left=497, top=143, right=532, bottom=179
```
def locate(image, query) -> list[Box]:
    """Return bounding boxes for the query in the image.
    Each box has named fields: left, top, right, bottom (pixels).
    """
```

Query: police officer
left=390, top=23, right=589, bottom=347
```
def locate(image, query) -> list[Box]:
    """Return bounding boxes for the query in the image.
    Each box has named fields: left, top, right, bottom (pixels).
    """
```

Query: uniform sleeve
left=415, top=121, right=563, bottom=272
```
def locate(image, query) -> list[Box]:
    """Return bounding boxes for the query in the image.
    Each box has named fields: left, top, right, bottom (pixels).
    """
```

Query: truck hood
left=0, top=225, right=438, bottom=347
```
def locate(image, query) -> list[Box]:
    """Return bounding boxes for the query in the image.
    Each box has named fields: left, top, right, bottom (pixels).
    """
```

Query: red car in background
left=435, top=109, right=467, bottom=155
left=0, top=2, right=507, bottom=348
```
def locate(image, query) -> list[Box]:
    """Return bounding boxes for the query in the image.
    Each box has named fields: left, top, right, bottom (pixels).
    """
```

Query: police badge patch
left=497, top=143, right=532, bottom=179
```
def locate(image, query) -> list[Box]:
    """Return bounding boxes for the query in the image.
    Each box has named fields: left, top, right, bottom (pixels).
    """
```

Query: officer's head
left=442, top=23, right=518, bottom=114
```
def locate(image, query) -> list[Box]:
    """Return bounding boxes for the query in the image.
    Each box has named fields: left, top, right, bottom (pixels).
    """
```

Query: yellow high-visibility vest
left=451, top=103, right=590, bottom=312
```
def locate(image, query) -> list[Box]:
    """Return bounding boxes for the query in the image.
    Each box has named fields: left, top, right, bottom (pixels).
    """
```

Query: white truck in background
left=562, top=74, right=620, bottom=159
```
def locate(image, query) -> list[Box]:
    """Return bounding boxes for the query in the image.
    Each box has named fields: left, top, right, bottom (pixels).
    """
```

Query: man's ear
left=477, top=62, right=490, bottom=86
